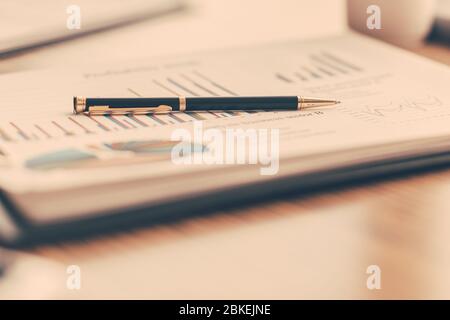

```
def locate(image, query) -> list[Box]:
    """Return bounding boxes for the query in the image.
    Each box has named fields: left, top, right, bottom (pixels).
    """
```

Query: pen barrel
left=185, top=96, right=298, bottom=111
left=75, top=96, right=303, bottom=114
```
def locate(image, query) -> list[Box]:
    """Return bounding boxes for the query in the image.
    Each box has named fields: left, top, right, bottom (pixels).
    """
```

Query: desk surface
left=1, top=1, right=450, bottom=299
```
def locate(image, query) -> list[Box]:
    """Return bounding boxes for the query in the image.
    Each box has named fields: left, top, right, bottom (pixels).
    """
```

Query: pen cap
left=73, top=96, right=86, bottom=114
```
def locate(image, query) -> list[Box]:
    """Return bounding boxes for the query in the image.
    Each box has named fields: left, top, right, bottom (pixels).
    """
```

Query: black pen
left=73, top=96, right=340, bottom=115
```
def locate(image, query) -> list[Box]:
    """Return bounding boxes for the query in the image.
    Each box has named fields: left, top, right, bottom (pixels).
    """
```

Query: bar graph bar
left=275, top=51, right=364, bottom=84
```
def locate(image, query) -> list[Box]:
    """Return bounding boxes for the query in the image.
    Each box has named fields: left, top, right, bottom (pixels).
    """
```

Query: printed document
left=0, top=33, right=449, bottom=223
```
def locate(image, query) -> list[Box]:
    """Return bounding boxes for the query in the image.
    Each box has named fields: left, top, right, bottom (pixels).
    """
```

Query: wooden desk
left=1, top=1, right=450, bottom=299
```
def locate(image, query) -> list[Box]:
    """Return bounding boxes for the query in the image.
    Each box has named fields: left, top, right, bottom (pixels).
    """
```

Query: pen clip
left=88, top=105, right=173, bottom=115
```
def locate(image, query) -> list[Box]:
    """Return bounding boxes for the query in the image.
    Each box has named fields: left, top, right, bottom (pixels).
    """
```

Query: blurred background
left=0, top=0, right=447, bottom=73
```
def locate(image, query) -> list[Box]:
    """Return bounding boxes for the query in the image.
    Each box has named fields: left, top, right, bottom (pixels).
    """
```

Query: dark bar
left=185, top=96, right=298, bottom=111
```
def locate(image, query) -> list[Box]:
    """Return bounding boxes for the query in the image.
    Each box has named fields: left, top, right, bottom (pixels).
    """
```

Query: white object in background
left=347, top=0, right=436, bottom=48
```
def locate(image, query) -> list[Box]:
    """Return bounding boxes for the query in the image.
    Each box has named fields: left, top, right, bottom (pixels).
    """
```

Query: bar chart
left=0, top=70, right=252, bottom=144
left=275, top=51, right=364, bottom=84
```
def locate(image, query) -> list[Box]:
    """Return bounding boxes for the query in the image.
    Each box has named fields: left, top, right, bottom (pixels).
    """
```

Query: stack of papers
left=0, top=33, right=449, bottom=245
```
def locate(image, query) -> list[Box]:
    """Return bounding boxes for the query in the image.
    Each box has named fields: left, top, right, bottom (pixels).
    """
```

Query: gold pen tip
left=298, top=96, right=341, bottom=109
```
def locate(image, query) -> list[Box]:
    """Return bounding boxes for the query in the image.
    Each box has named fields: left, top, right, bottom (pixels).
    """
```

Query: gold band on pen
left=179, top=96, right=186, bottom=112
left=297, top=96, right=303, bottom=110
